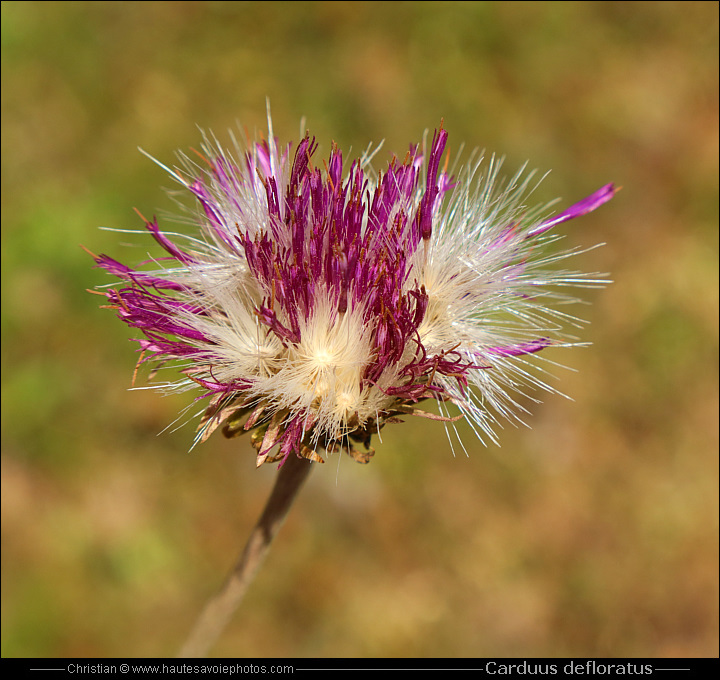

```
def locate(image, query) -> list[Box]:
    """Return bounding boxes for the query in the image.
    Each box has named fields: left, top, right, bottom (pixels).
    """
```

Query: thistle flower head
left=91, top=113, right=614, bottom=467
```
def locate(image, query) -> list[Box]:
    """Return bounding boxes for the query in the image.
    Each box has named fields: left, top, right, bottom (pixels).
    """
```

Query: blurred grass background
left=1, top=0, right=717, bottom=659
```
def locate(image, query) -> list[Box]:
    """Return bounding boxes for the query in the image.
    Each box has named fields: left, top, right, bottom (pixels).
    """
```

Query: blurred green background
left=2, top=0, right=717, bottom=659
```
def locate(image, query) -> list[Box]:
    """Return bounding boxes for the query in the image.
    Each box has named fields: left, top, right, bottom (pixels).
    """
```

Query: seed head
left=91, top=112, right=615, bottom=467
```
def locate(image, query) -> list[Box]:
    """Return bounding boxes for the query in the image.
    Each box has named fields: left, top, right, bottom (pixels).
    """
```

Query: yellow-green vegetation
left=2, top=1, right=717, bottom=658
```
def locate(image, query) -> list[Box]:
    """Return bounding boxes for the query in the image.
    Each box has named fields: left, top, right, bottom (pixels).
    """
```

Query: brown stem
left=178, top=453, right=314, bottom=658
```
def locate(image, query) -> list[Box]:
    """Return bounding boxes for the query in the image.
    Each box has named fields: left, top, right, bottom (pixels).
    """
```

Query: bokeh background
left=2, top=0, right=717, bottom=659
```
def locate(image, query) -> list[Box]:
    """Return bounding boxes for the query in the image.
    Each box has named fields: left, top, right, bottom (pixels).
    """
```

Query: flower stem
left=178, top=453, right=314, bottom=658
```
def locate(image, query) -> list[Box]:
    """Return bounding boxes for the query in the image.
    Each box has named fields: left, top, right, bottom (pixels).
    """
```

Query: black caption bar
left=2, top=657, right=719, bottom=677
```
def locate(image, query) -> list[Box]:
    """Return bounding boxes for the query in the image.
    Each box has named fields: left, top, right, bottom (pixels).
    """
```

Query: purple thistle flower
left=91, top=113, right=615, bottom=468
